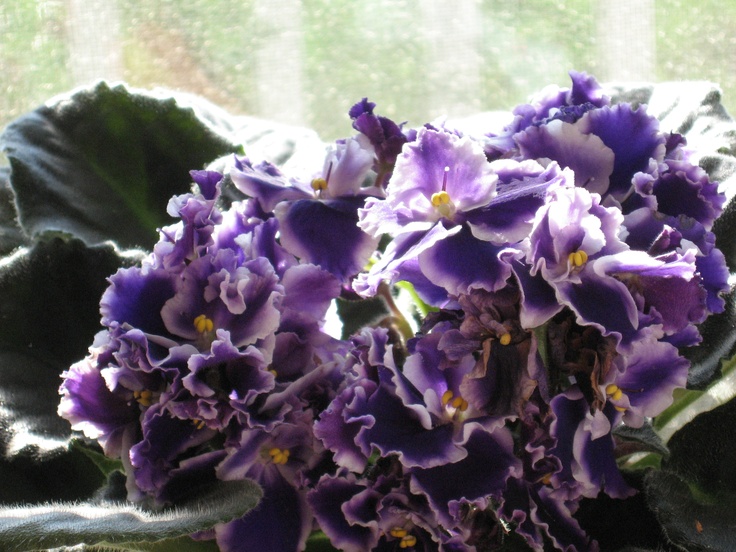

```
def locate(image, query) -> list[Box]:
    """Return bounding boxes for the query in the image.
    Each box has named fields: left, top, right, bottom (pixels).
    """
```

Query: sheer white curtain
left=3, top=0, right=733, bottom=139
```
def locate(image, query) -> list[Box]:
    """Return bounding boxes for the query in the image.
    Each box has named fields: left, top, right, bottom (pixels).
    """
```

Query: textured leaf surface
left=644, top=397, right=736, bottom=551
left=0, top=235, right=143, bottom=505
left=1, top=82, right=240, bottom=249
left=0, top=479, right=261, bottom=552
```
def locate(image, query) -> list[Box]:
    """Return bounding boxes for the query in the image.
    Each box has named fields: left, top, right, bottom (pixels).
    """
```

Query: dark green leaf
left=0, top=166, right=30, bottom=255
left=1, top=82, right=241, bottom=249
left=0, top=235, right=142, bottom=462
left=305, top=531, right=340, bottom=552
left=577, top=471, right=670, bottom=552
left=0, top=479, right=262, bottom=552
left=663, top=396, right=736, bottom=495
left=644, top=470, right=736, bottom=552
left=0, top=439, right=106, bottom=505
left=643, top=397, right=736, bottom=551
left=70, top=438, right=124, bottom=478
left=613, top=422, right=670, bottom=458
left=335, top=295, right=390, bottom=340
left=682, top=285, right=736, bottom=390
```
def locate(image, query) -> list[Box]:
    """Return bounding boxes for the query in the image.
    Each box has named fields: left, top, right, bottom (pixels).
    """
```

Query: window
left=2, top=0, right=736, bottom=139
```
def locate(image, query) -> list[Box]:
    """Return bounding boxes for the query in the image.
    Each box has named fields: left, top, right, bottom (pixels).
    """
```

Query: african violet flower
left=356, top=127, right=571, bottom=303
left=59, top=171, right=348, bottom=551
left=59, top=71, right=731, bottom=552
left=229, top=129, right=383, bottom=284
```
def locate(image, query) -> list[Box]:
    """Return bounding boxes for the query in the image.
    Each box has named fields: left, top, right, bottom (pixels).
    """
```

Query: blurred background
left=2, top=0, right=735, bottom=141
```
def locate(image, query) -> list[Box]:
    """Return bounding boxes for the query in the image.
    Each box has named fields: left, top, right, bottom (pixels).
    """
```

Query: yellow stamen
left=400, top=535, right=417, bottom=548
left=430, top=191, right=451, bottom=207
left=499, top=333, right=512, bottom=346
left=441, top=389, right=454, bottom=406
left=268, top=368, right=278, bottom=377
left=541, top=473, right=553, bottom=486
left=606, top=383, right=627, bottom=411
left=133, top=389, right=153, bottom=407
left=451, top=396, right=469, bottom=411
left=605, top=384, right=624, bottom=402
left=311, top=177, right=328, bottom=192
left=389, top=527, right=408, bottom=538
left=268, top=447, right=290, bottom=465
left=193, top=419, right=206, bottom=430
left=194, top=314, right=214, bottom=334
left=568, top=250, right=588, bottom=268
left=430, top=188, right=455, bottom=218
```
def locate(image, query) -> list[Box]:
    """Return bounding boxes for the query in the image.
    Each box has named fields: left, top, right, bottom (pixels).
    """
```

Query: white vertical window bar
left=420, top=0, right=482, bottom=119
left=66, top=0, right=123, bottom=86
left=596, top=0, right=656, bottom=83
left=253, top=0, right=305, bottom=127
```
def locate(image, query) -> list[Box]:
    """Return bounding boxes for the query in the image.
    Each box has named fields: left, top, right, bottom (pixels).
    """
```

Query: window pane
left=1, top=0, right=736, bottom=141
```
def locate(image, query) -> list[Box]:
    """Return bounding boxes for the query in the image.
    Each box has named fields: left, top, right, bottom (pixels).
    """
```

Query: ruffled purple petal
left=279, top=264, right=342, bottom=327
left=466, top=160, right=570, bottom=243
left=605, top=336, right=689, bottom=427
left=554, top=270, right=639, bottom=347
left=130, top=403, right=216, bottom=498
left=511, top=258, right=563, bottom=329
left=568, top=70, right=608, bottom=108
left=216, top=464, right=311, bottom=552
left=100, top=266, right=176, bottom=336
left=594, top=249, right=708, bottom=333
left=418, top=224, right=516, bottom=295
left=307, top=473, right=379, bottom=552
left=354, top=381, right=465, bottom=469
left=515, top=119, right=615, bottom=195
left=314, top=379, right=377, bottom=473
left=58, top=354, right=140, bottom=454
left=190, top=169, right=223, bottom=200
left=653, top=159, right=725, bottom=229
left=696, top=246, right=729, bottom=313
left=501, top=478, right=595, bottom=552
left=160, top=254, right=283, bottom=348
left=275, top=197, right=379, bottom=282
left=409, top=422, right=521, bottom=528
left=353, top=224, right=460, bottom=300
left=550, top=389, right=635, bottom=500
left=230, top=159, right=312, bottom=212
left=577, top=103, right=666, bottom=200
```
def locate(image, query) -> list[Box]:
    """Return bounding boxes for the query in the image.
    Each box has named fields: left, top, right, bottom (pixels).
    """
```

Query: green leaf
left=305, top=531, right=340, bottom=552
left=682, top=285, right=736, bottom=390
left=335, top=295, right=390, bottom=340
left=0, top=479, right=262, bottom=552
left=643, top=396, right=736, bottom=551
left=613, top=422, right=670, bottom=459
left=0, top=166, right=30, bottom=255
left=664, top=396, right=736, bottom=495
left=70, top=439, right=124, bottom=478
left=0, top=234, right=143, bottom=504
left=1, top=82, right=241, bottom=249
left=644, top=470, right=736, bottom=552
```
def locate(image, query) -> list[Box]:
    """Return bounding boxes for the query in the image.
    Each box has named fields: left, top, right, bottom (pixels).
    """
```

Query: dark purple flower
left=230, top=138, right=381, bottom=283
left=550, top=388, right=635, bottom=500
left=58, top=333, right=141, bottom=457
left=598, top=334, right=690, bottom=428
left=349, top=98, right=410, bottom=188
left=214, top=411, right=321, bottom=552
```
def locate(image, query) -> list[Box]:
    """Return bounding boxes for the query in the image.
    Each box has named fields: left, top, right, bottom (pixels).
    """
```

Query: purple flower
left=349, top=98, right=411, bottom=188
left=214, top=410, right=322, bottom=552
left=357, top=129, right=568, bottom=302
left=230, top=135, right=381, bottom=283
left=598, top=334, right=690, bottom=428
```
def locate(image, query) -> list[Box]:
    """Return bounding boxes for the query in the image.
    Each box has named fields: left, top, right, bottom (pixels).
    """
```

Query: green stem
left=377, top=282, right=415, bottom=343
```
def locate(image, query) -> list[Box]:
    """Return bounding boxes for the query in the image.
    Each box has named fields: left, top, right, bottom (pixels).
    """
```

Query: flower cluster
left=59, top=71, right=729, bottom=551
